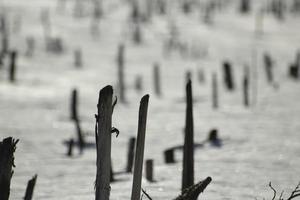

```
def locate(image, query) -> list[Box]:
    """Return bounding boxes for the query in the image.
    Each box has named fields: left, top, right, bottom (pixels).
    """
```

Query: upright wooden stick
left=95, top=86, right=113, bottom=200
left=182, top=79, right=194, bottom=192
left=131, top=95, right=149, bottom=200
left=0, top=137, right=19, bottom=200
left=24, top=174, right=37, bottom=200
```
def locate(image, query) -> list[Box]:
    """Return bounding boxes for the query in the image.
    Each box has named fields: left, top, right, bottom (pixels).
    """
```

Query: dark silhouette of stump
left=145, top=159, right=154, bottom=182
left=164, top=148, right=175, bottom=164
left=182, top=79, right=194, bottom=192
left=243, top=66, right=250, bottom=107
left=263, top=53, right=274, bottom=83
left=95, top=86, right=113, bottom=200
left=24, top=174, right=37, bottom=200
left=207, top=129, right=222, bottom=147
left=126, top=137, right=136, bottom=173
left=131, top=95, right=149, bottom=200
left=0, top=137, right=19, bottom=200
left=240, top=0, right=251, bottom=13
left=288, top=51, right=300, bottom=79
left=222, top=61, right=235, bottom=91
left=9, top=51, right=17, bottom=83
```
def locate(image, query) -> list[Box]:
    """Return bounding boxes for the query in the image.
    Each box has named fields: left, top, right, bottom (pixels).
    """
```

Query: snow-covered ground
left=0, top=0, right=300, bottom=199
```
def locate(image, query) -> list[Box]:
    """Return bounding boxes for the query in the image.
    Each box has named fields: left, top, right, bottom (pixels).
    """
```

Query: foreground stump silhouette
left=95, top=86, right=113, bottom=200
left=131, top=95, right=149, bottom=200
left=0, top=137, right=19, bottom=200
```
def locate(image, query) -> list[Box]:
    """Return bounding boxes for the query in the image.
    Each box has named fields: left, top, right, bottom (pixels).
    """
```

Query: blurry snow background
left=0, top=0, right=300, bottom=199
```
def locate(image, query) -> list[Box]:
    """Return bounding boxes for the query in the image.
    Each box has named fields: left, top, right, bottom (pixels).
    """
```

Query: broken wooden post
left=74, top=48, right=82, bottom=68
left=131, top=94, right=149, bottom=200
left=182, top=79, right=194, bottom=192
left=117, top=44, right=126, bottom=103
left=164, top=148, right=175, bottom=164
left=0, top=137, right=19, bottom=200
left=263, top=53, right=273, bottom=83
left=145, top=159, right=154, bottom=182
left=212, top=72, right=218, bottom=109
left=24, top=174, right=37, bottom=200
left=67, top=139, right=74, bottom=157
left=70, top=88, right=78, bottom=121
left=126, top=137, right=136, bottom=173
left=223, top=61, right=235, bottom=91
left=243, top=66, right=250, bottom=107
left=95, top=85, right=113, bottom=200
left=153, top=63, right=162, bottom=97
left=9, top=51, right=17, bottom=83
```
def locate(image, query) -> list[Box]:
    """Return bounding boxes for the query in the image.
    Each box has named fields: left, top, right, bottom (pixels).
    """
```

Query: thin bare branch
left=269, top=182, right=276, bottom=200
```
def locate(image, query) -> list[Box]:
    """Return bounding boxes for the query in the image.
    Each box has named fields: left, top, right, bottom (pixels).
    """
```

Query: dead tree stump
left=0, top=137, right=19, bottom=200
left=95, top=85, right=113, bottom=200
left=164, top=148, right=175, bottom=164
